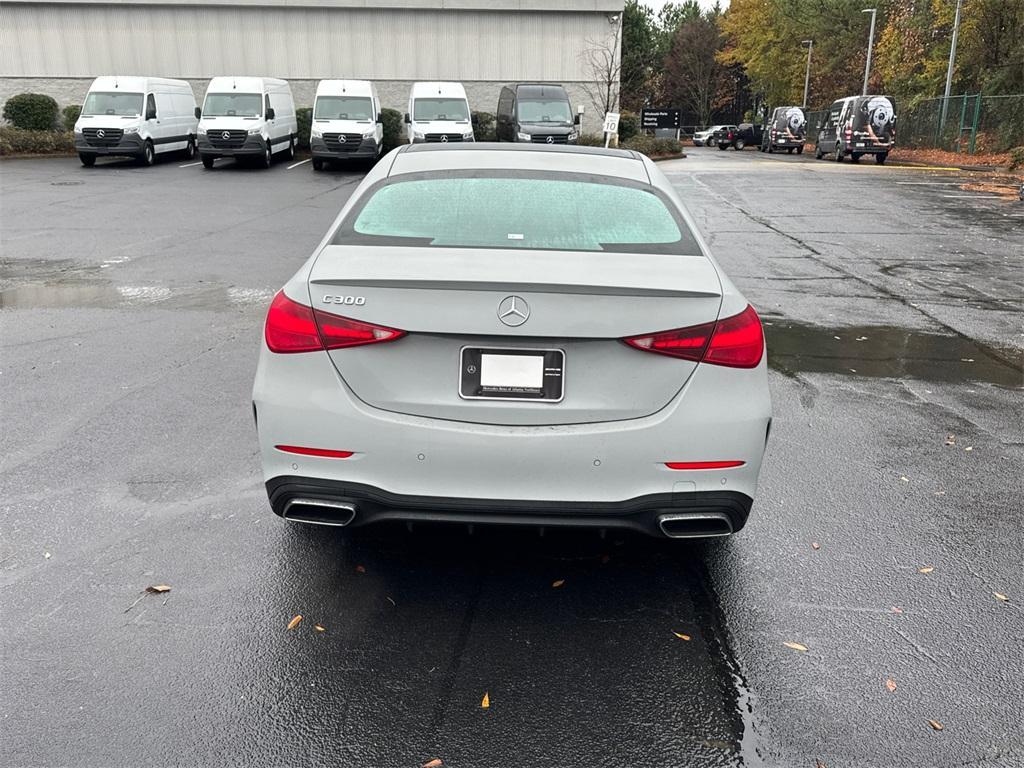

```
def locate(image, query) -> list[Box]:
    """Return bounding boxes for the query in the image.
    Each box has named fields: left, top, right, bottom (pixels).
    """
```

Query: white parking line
left=941, top=194, right=1006, bottom=199
left=179, top=161, right=203, bottom=168
left=287, top=158, right=311, bottom=170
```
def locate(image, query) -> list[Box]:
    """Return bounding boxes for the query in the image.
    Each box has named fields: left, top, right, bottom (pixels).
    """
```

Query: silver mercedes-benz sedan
left=252, top=143, right=771, bottom=538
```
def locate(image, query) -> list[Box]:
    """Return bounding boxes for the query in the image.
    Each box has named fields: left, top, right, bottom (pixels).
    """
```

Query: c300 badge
left=322, top=295, right=365, bottom=306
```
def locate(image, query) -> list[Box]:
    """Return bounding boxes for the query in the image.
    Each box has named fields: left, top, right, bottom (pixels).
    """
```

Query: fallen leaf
left=673, top=632, right=692, bottom=641
left=145, top=585, right=171, bottom=594
left=355, top=565, right=366, bottom=574
left=891, top=606, right=904, bottom=614
left=994, top=592, right=1009, bottom=602
left=44, top=552, right=51, bottom=559
left=551, top=579, right=565, bottom=588
left=919, top=566, right=934, bottom=574
left=900, top=476, right=910, bottom=483
left=886, top=678, right=897, bottom=693
left=783, top=641, right=808, bottom=652
left=816, top=760, right=827, bottom=768
left=928, top=719, right=944, bottom=731
left=287, top=614, right=303, bottom=631
left=481, top=692, right=490, bottom=709
left=421, top=760, right=443, bottom=768
left=314, top=624, right=326, bottom=632
left=811, top=542, right=820, bottom=550
left=944, top=434, right=956, bottom=446
left=964, top=446, right=973, bottom=452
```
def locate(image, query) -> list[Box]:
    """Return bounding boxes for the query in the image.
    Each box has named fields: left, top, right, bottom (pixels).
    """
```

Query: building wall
left=0, top=2, right=623, bottom=133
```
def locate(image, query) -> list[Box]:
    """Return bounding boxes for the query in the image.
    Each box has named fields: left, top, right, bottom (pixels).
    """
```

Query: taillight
left=622, top=304, right=764, bottom=369
left=264, top=291, right=405, bottom=353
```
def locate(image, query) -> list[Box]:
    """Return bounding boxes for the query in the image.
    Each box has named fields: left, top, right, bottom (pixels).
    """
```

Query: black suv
left=714, top=123, right=762, bottom=150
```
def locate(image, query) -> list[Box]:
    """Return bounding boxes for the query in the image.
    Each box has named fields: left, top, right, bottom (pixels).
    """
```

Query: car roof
left=389, top=143, right=651, bottom=183
left=410, top=82, right=467, bottom=98
left=316, top=79, right=373, bottom=97
left=511, top=83, right=568, bottom=98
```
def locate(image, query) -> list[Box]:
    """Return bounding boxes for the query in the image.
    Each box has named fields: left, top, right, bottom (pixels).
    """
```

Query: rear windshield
left=203, top=93, right=262, bottom=117
left=852, top=96, right=896, bottom=137
left=315, top=96, right=373, bottom=120
left=333, top=171, right=699, bottom=254
left=773, top=107, right=806, bottom=134
left=413, top=98, right=469, bottom=122
left=83, top=92, right=143, bottom=116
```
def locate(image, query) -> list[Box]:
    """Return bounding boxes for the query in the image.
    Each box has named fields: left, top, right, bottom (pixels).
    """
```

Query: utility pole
left=801, top=40, right=814, bottom=109
left=940, top=0, right=963, bottom=126
left=862, top=8, right=877, bottom=95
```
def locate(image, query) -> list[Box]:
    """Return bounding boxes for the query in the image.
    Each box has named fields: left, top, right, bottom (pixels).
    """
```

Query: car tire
left=312, top=158, right=324, bottom=171
left=787, top=147, right=794, bottom=154
left=79, top=153, right=96, bottom=167
left=875, top=152, right=888, bottom=165
left=850, top=152, right=861, bottom=163
left=261, top=144, right=272, bottom=169
left=796, top=146, right=804, bottom=155
left=139, top=139, right=155, bottom=166
left=718, top=144, right=727, bottom=150
left=834, top=143, right=844, bottom=162
left=184, top=138, right=196, bottom=159
left=815, top=144, right=824, bottom=159
left=735, top=139, right=745, bottom=150
left=201, top=154, right=215, bottom=169
left=285, top=137, right=295, bottom=160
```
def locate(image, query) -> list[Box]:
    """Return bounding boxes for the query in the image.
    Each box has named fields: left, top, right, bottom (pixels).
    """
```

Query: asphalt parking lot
left=2, top=146, right=1022, bottom=768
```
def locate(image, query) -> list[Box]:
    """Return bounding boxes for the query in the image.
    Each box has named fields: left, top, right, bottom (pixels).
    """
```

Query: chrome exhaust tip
left=282, top=499, right=357, bottom=527
left=657, top=512, right=734, bottom=539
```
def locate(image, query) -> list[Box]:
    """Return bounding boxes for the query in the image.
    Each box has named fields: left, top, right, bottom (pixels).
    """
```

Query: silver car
left=252, top=144, right=771, bottom=539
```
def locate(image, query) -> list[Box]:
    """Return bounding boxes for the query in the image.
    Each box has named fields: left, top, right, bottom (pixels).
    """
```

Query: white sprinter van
left=310, top=80, right=384, bottom=170
left=74, top=77, right=198, bottom=167
left=404, top=82, right=475, bottom=143
left=196, top=77, right=298, bottom=169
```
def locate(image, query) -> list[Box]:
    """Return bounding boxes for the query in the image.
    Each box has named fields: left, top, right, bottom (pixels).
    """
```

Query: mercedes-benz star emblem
left=497, top=296, right=530, bottom=327
left=440, top=135, right=449, bottom=143
left=546, top=136, right=554, bottom=144
left=96, top=129, right=105, bottom=138
left=221, top=131, right=231, bottom=140
left=338, top=135, right=347, bottom=143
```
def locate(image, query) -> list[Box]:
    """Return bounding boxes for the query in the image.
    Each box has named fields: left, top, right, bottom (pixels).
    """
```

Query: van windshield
left=82, top=92, right=143, bottom=117
left=335, top=172, right=699, bottom=255
left=413, top=98, right=469, bottom=122
left=203, top=93, right=262, bottom=117
left=517, top=99, right=572, bottom=124
left=315, top=96, right=373, bottom=121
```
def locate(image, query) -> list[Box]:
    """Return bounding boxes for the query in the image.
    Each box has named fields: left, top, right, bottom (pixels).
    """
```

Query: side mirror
left=194, top=107, right=201, bottom=119
left=266, top=107, right=276, bottom=121
left=404, top=112, right=411, bottom=124
left=376, top=112, right=383, bottom=124
left=574, top=114, right=581, bottom=126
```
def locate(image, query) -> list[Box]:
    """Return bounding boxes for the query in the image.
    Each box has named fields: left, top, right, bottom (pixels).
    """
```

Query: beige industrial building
left=0, top=0, right=624, bottom=133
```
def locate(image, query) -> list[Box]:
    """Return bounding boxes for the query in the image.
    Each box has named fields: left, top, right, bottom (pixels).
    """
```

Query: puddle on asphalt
left=0, top=280, right=274, bottom=311
left=765, top=319, right=1023, bottom=387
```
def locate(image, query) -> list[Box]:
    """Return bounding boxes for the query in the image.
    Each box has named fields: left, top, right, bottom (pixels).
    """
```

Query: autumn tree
left=662, top=13, right=730, bottom=127
left=620, top=1, right=657, bottom=110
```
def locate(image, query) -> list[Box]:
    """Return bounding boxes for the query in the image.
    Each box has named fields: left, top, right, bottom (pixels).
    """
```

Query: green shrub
left=621, top=135, right=684, bottom=157
left=618, top=111, right=641, bottom=142
left=1009, top=146, right=1024, bottom=171
left=62, top=104, right=81, bottom=132
left=576, top=132, right=605, bottom=146
left=3, top=93, right=60, bottom=131
left=472, top=111, right=496, bottom=141
left=0, top=127, right=75, bottom=155
left=295, top=107, right=312, bottom=151
left=381, top=108, right=404, bottom=153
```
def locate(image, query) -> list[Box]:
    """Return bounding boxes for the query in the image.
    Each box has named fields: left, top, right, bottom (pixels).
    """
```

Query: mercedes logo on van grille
left=338, top=135, right=347, bottom=143
left=497, top=296, right=530, bottom=327
left=546, top=136, right=554, bottom=144
left=221, top=131, right=231, bottom=140
left=96, top=129, right=105, bottom=138
left=440, top=135, right=449, bottom=142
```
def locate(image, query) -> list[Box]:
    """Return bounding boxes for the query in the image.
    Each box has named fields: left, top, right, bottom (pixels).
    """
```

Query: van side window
left=146, top=93, right=156, bottom=119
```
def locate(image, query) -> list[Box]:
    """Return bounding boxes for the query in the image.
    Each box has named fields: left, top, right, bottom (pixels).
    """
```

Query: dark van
left=761, top=106, right=806, bottom=153
left=496, top=83, right=579, bottom=144
left=815, top=95, right=896, bottom=164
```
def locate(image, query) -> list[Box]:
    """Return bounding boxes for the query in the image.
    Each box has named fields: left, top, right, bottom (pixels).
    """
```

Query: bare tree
left=579, top=18, right=623, bottom=119
left=662, top=15, right=727, bottom=127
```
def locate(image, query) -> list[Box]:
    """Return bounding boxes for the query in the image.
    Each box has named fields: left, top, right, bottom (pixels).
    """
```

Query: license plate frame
left=459, top=346, right=565, bottom=402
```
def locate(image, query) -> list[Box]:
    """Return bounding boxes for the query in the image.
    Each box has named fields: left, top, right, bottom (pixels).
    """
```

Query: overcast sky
left=639, top=0, right=731, bottom=13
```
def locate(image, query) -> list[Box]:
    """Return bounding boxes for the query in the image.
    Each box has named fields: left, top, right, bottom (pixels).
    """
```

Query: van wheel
left=834, top=143, right=844, bottom=162
left=184, top=138, right=196, bottom=159
left=312, top=158, right=324, bottom=171
left=201, top=155, right=215, bottom=169
left=261, top=144, right=272, bottom=168
left=815, top=144, right=823, bottom=159
left=285, top=137, right=295, bottom=160
left=139, top=140, right=155, bottom=166
left=734, top=139, right=745, bottom=150
left=850, top=152, right=861, bottom=163
left=875, top=152, right=888, bottom=165
left=718, top=144, right=727, bottom=150
left=79, top=153, right=96, bottom=167
left=786, top=147, right=793, bottom=154
left=796, top=146, right=804, bottom=155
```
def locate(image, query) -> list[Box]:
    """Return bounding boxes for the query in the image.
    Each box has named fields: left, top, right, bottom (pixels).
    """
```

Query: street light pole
left=862, top=8, right=877, bottom=95
left=801, top=40, right=814, bottom=109
left=940, top=0, right=963, bottom=126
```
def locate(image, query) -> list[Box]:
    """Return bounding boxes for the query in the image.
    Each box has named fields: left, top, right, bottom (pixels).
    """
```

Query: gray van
left=815, top=95, right=896, bottom=164
left=496, top=83, right=579, bottom=144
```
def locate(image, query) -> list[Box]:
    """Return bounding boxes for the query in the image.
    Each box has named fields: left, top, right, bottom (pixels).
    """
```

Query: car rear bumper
left=265, top=476, right=753, bottom=537
left=253, top=347, right=771, bottom=526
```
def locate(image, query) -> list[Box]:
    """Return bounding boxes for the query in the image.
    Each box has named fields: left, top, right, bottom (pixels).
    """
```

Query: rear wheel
left=184, top=138, right=196, bottom=159
left=734, top=139, right=745, bottom=150
left=834, top=143, right=844, bottom=162
left=787, top=147, right=793, bottom=154
left=139, top=140, right=155, bottom=166
left=850, top=152, right=861, bottom=163
left=796, top=146, right=804, bottom=155
left=261, top=144, right=272, bottom=169
left=79, top=153, right=96, bottom=167
left=201, top=154, right=215, bottom=169
left=312, top=158, right=324, bottom=171
left=718, top=144, right=727, bottom=150
left=285, top=136, right=295, bottom=160
left=875, top=152, right=888, bottom=165
left=814, top=144, right=823, bottom=159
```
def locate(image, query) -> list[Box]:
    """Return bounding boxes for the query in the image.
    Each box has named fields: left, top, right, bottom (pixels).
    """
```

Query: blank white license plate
left=459, top=347, right=565, bottom=401
left=480, top=353, right=543, bottom=389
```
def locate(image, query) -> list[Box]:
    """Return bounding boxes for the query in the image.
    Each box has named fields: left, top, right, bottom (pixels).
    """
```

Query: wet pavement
left=1, top=148, right=1022, bottom=767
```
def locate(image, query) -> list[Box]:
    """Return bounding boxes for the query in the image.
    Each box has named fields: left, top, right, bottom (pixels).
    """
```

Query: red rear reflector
left=665, top=461, right=745, bottom=470
left=275, top=445, right=354, bottom=459
left=264, top=291, right=405, bottom=353
left=623, top=304, right=763, bottom=368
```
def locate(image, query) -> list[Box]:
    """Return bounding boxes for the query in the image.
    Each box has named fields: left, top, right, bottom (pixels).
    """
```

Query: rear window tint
left=334, top=172, right=699, bottom=254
